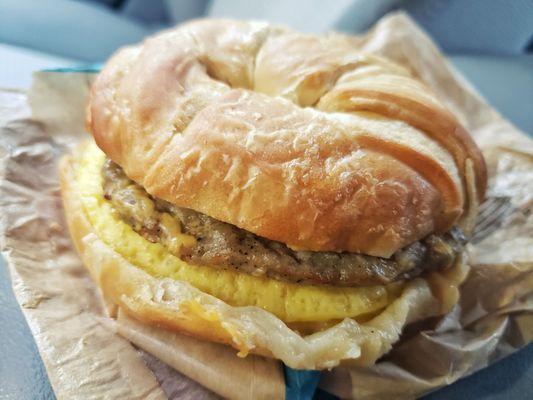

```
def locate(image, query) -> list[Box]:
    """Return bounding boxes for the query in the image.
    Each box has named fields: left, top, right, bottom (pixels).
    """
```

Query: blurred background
left=0, top=0, right=532, bottom=133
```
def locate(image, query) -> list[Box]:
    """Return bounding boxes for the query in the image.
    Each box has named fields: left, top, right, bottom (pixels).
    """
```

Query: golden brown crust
left=59, top=142, right=470, bottom=369
left=88, top=19, right=486, bottom=257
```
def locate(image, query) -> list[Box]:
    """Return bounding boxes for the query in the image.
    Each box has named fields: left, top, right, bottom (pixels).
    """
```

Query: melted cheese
left=77, top=142, right=404, bottom=322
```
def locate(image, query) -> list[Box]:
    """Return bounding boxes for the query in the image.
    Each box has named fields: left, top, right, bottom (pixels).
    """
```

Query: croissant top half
left=88, top=19, right=486, bottom=257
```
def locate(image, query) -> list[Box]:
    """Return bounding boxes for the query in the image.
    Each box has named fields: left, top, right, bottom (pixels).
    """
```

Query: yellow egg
left=77, top=142, right=404, bottom=322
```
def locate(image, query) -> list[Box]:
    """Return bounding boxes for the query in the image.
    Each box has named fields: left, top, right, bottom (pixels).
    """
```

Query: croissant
left=61, top=19, right=486, bottom=369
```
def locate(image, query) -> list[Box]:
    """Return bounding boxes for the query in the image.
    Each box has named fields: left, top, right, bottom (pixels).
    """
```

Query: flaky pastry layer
left=88, top=19, right=486, bottom=257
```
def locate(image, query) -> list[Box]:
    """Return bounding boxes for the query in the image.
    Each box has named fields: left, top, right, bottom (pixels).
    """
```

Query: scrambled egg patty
left=76, top=142, right=404, bottom=322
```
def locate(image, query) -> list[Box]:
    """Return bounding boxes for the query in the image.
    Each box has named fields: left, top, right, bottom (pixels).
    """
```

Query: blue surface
left=284, top=368, right=321, bottom=400
left=0, top=259, right=56, bottom=400
left=423, top=344, right=533, bottom=400
left=451, top=54, right=533, bottom=135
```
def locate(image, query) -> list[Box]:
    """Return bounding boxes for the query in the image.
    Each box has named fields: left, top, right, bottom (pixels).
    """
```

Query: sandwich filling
left=77, top=142, right=408, bottom=322
left=102, top=158, right=466, bottom=287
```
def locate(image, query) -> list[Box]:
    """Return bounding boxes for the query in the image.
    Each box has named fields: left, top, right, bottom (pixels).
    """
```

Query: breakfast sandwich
left=60, top=19, right=486, bottom=369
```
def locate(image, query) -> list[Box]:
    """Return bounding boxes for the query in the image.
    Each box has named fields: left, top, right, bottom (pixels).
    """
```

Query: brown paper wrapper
left=0, top=12, right=531, bottom=400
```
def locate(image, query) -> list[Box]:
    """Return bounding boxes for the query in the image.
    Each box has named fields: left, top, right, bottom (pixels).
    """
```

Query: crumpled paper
left=0, top=11, right=531, bottom=400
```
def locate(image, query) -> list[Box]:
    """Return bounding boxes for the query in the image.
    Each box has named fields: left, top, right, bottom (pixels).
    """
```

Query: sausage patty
left=102, top=159, right=466, bottom=287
